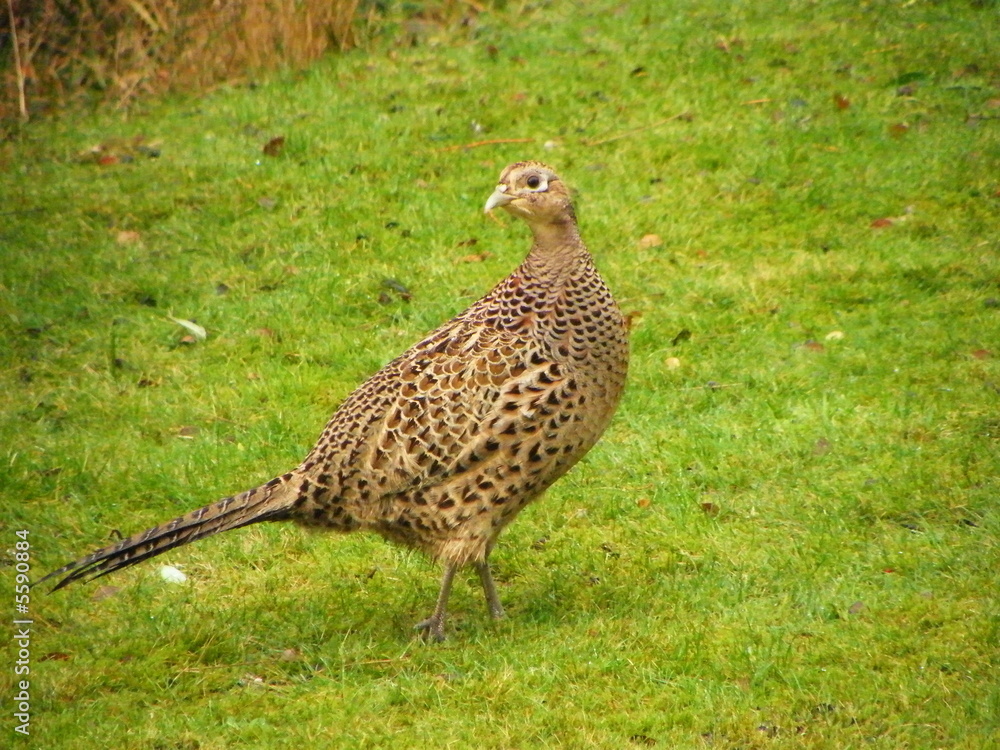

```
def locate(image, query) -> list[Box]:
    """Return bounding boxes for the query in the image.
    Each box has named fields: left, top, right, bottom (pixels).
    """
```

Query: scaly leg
left=414, top=562, right=457, bottom=642
left=475, top=559, right=506, bottom=621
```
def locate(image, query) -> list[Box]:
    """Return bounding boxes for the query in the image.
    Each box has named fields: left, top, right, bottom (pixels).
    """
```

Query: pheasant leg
left=414, top=562, right=457, bottom=642
left=475, top=560, right=506, bottom=621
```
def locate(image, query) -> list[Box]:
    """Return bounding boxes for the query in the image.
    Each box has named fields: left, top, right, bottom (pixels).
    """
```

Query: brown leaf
left=40, top=652, right=72, bottom=662
left=971, top=349, right=992, bottom=360
left=263, top=136, right=285, bottom=157
left=629, top=734, right=657, bottom=747
left=803, top=340, right=825, bottom=352
left=888, top=122, right=910, bottom=138
left=848, top=601, right=865, bottom=615
left=116, top=230, right=141, bottom=244
left=701, top=502, right=720, bottom=517
left=457, top=238, right=479, bottom=247
left=833, top=93, right=851, bottom=110
left=177, top=425, right=199, bottom=438
left=638, top=233, right=663, bottom=249
left=870, top=217, right=894, bottom=229
left=636, top=497, right=651, bottom=508
left=457, top=251, right=492, bottom=263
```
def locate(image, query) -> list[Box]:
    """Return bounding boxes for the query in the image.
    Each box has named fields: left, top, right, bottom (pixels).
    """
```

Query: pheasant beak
left=484, top=184, right=515, bottom=213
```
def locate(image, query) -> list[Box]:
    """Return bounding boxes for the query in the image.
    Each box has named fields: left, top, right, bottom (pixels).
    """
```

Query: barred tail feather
left=37, top=473, right=299, bottom=591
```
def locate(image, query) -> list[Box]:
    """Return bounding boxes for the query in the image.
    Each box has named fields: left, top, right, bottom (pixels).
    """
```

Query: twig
left=437, top=137, right=534, bottom=152
left=582, top=112, right=692, bottom=147
left=6, top=0, right=28, bottom=121
left=681, top=382, right=743, bottom=391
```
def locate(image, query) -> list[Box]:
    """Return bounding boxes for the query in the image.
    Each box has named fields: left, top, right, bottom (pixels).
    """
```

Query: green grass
left=3, top=0, right=999, bottom=747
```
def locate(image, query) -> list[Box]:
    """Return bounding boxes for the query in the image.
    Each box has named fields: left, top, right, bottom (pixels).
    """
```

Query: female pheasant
left=40, top=162, right=630, bottom=641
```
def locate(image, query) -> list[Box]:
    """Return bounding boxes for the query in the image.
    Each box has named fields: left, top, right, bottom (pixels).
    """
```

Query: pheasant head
left=484, top=161, right=576, bottom=228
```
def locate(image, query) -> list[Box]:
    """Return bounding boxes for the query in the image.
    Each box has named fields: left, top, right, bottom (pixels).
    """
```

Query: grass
left=2, top=0, right=999, bottom=747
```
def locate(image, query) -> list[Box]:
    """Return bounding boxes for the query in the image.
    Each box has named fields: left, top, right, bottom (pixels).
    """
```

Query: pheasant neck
left=523, top=220, right=589, bottom=278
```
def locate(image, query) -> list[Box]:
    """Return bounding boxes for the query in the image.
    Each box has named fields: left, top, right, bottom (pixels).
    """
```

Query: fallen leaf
left=892, top=71, right=927, bottom=86
left=40, top=652, right=72, bottom=662
left=870, top=217, right=894, bottom=228
left=629, top=734, right=657, bottom=747
left=803, top=340, right=825, bottom=352
left=638, top=233, right=663, bottom=249
left=241, top=674, right=266, bottom=688
left=116, top=230, right=141, bottom=244
left=665, top=356, right=681, bottom=369
left=701, top=502, right=720, bottom=517
left=833, top=92, right=850, bottom=110
left=168, top=316, right=207, bottom=341
left=263, top=136, right=285, bottom=156
left=255, top=327, right=275, bottom=338
left=458, top=251, right=492, bottom=263
left=382, top=278, right=412, bottom=301
left=91, top=585, right=120, bottom=602
left=636, top=498, right=651, bottom=508
left=813, top=438, right=832, bottom=456
left=971, top=349, right=991, bottom=359
left=848, top=601, right=865, bottom=615
left=258, top=196, right=277, bottom=210
left=177, top=425, right=199, bottom=438
left=888, top=122, right=910, bottom=137
left=159, top=565, right=187, bottom=584
left=825, top=330, right=845, bottom=341
left=457, top=237, right=479, bottom=247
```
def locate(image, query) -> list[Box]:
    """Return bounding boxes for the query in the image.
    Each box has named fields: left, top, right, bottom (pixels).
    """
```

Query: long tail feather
left=37, top=472, right=300, bottom=591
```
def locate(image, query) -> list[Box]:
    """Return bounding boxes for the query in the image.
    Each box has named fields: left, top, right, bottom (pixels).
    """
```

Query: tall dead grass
left=2, top=0, right=363, bottom=120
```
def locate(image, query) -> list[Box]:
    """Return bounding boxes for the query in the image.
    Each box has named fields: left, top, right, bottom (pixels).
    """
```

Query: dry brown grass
left=2, top=0, right=364, bottom=120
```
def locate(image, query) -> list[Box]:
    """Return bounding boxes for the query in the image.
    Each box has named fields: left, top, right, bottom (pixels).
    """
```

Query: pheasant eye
left=526, top=174, right=541, bottom=189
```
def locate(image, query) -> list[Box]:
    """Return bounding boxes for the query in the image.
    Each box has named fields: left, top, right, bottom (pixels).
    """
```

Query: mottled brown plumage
left=39, top=162, right=629, bottom=640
